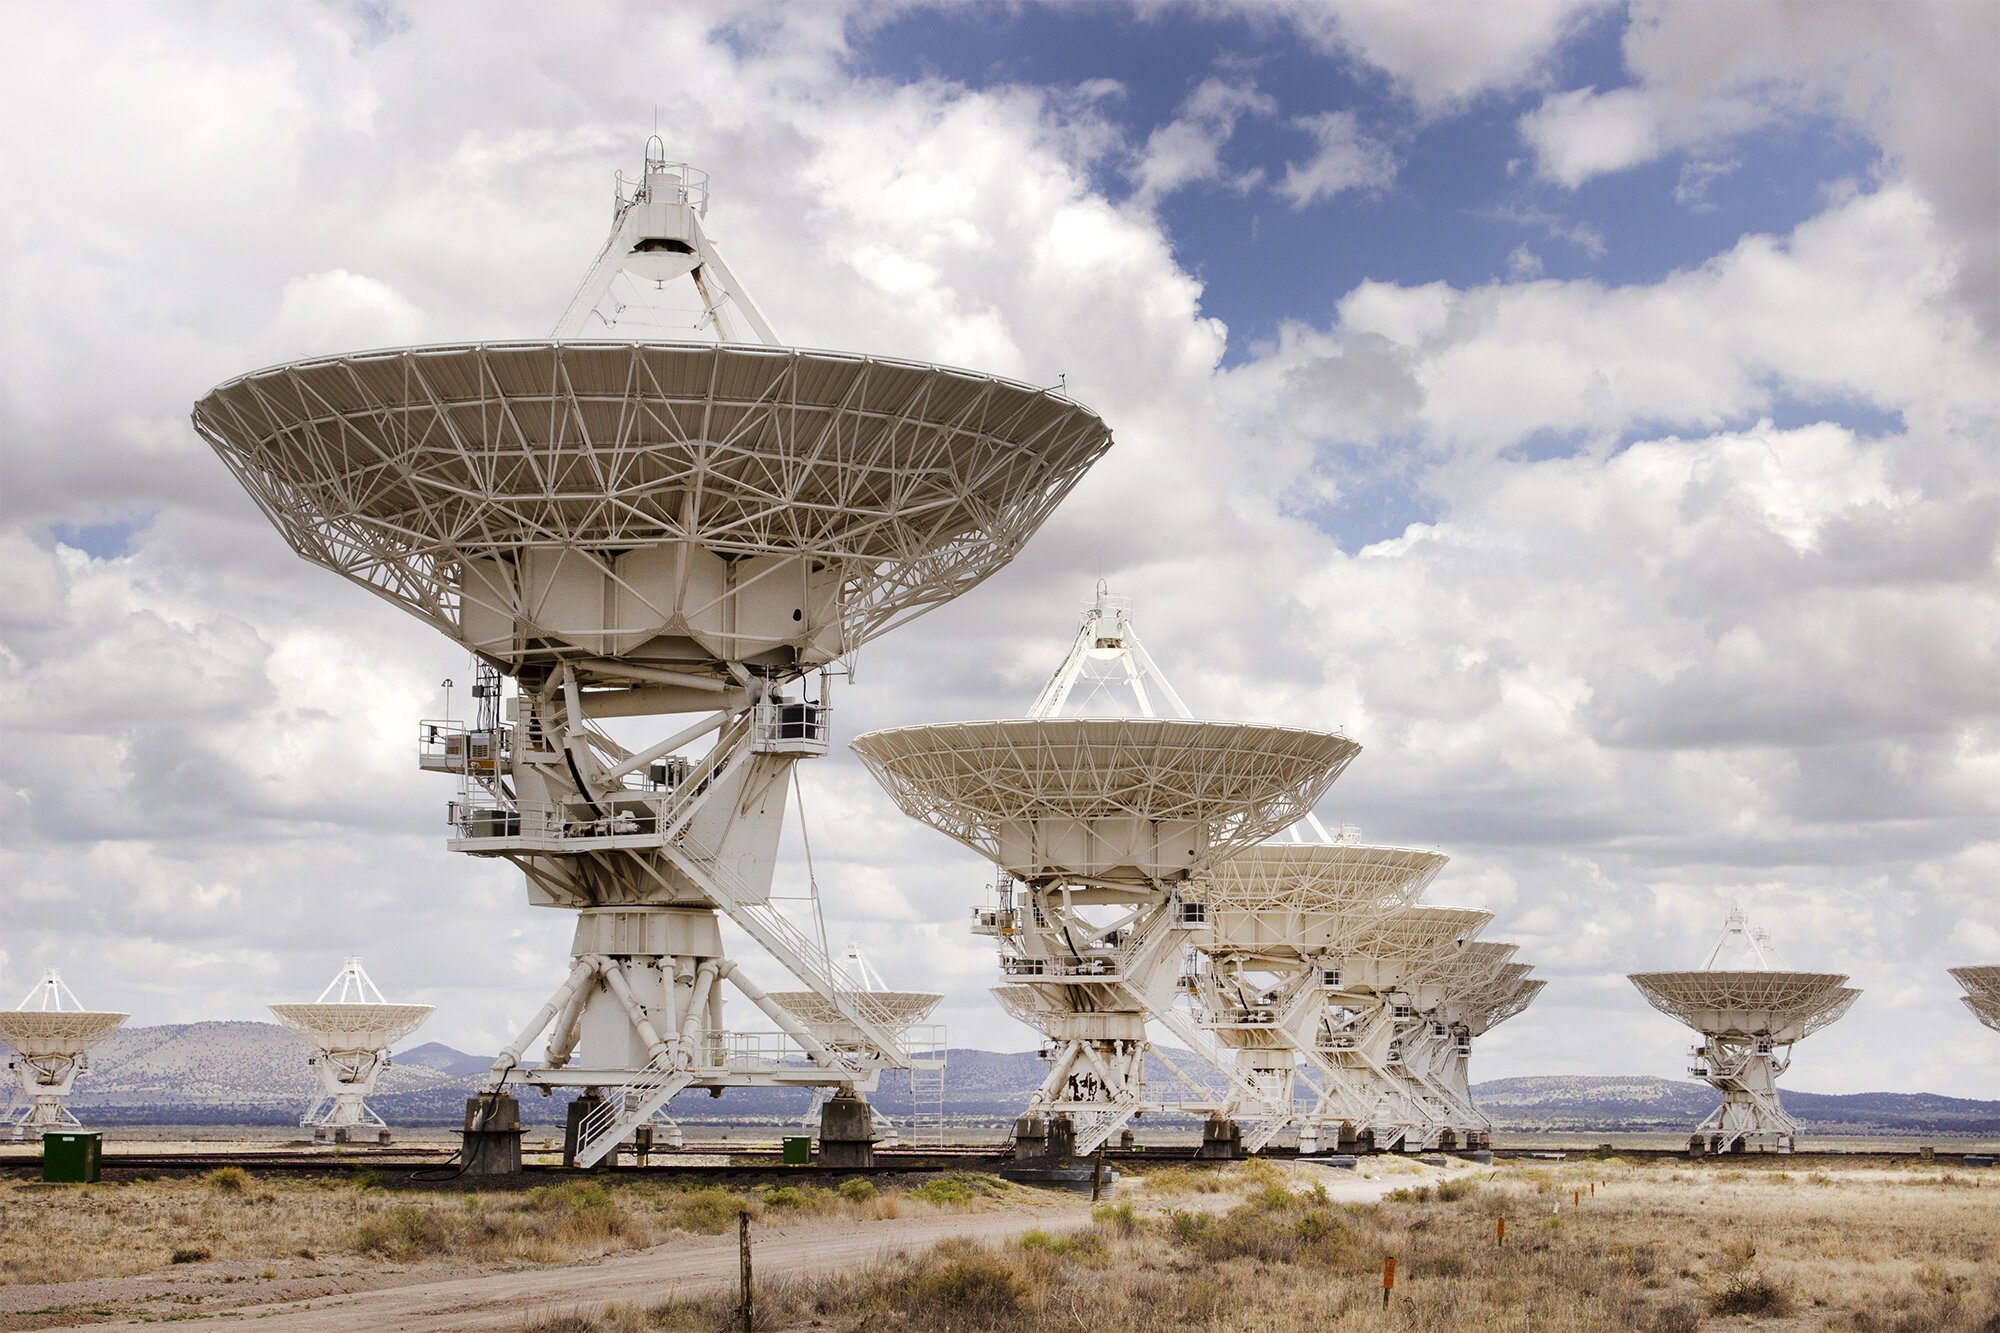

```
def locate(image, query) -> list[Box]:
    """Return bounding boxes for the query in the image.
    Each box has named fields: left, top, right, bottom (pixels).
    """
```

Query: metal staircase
left=571, top=1061, right=697, bottom=1168
left=664, top=834, right=911, bottom=1065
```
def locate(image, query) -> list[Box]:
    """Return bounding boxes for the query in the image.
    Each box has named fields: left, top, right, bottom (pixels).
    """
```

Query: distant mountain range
left=1471, top=1075, right=2000, bottom=1135
left=9, top=1022, right=1997, bottom=1134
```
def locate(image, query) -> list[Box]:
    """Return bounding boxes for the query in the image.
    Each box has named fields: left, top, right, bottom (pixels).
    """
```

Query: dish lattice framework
left=194, top=342, right=1112, bottom=679
left=1452, top=962, right=1542, bottom=1032
left=1950, top=966, right=2000, bottom=1033
left=268, top=956, right=435, bottom=1055
left=850, top=717, right=1359, bottom=877
left=195, top=145, right=1111, bottom=1171
left=1341, top=907, right=1497, bottom=982
left=1196, top=841, right=1448, bottom=940
left=0, top=970, right=128, bottom=1057
left=1628, top=971, right=1859, bottom=1040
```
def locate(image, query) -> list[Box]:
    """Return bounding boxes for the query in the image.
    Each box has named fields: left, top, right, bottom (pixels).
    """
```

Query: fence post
left=739, top=1210, right=753, bottom=1333
left=1091, top=1146, right=1105, bottom=1202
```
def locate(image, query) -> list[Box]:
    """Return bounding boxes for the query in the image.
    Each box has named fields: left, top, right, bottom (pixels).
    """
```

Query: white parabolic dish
left=192, top=342, right=1113, bottom=677
left=850, top=717, right=1360, bottom=885
left=1197, top=843, right=1449, bottom=954
left=1349, top=906, right=1495, bottom=963
left=769, top=992, right=942, bottom=1031
left=1629, top=971, right=1859, bottom=1042
left=269, top=1003, right=435, bottom=1054
left=0, top=1011, right=129, bottom=1059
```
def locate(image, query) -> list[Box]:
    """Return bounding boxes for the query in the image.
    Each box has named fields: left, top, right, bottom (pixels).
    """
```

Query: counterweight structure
left=856, top=586, right=1359, bottom=1156
left=195, top=144, right=1111, bottom=1170
left=1629, top=911, right=1859, bottom=1154
left=1949, top=966, right=2000, bottom=1033
left=269, top=957, right=434, bottom=1143
left=0, top=971, right=127, bottom=1140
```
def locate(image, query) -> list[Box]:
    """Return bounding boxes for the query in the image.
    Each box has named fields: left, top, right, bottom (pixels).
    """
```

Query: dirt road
left=15, top=1162, right=1466, bottom=1331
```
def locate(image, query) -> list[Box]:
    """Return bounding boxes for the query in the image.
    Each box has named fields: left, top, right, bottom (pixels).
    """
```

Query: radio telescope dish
left=1627, top=971, right=1858, bottom=1043
left=771, top=941, right=941, bottom=1048
left=195, top=344, right=1110, bottom=681
left=1, top=970, right=128, bottom=1139
left=860, top=587, right=1363, bottom=1158
left=851, top=717, right=1359, bottom=888
left=768, top=993, right=942, bottom=1044
left=1197, top=843, right=1448, bottom=956
left=1628, top=910, right=1860, bottom=1154
left=1344, top=906, right=1495, bottom=980
left=196, top=144, right=1112, bottom=1172
left=269, top=957, right=434, bottom=1144
left=1951, top=966, right=2000, bottom=1033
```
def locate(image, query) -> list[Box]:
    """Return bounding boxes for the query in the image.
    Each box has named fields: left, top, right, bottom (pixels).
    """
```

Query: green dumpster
left=782, top=1136, right=812, bottom=1165
left=43, top=1131, right=102, bottom=1183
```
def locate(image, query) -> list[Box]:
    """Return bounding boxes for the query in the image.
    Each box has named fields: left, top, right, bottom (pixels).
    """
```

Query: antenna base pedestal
left=1196, top=1117, right=1244, bottom=1160
left=461, top=1094, right=524, bottom=1176
left=817, top=1088, right=876, bottom=1168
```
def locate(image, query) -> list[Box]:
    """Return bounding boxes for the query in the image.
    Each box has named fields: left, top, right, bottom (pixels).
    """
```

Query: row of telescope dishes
left=0, top=961, right=429, bottom=1144
left=1186, top=840, right=1544, bottom=1155
left=855, top=585, right=1544, bottom=1159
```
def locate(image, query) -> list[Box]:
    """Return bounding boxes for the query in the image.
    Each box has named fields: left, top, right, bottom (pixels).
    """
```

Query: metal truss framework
left=1630, top=913, right=1861, bottom=1154
left=1948, top=966, right=2000, bottom=1034
left=0, top=971, right=128, bottom=1140
left=1189, top=841, right=1449, bottom=1151
left=195, top=150, right=1114, bottom=1171
left=268, top=957, right=434, bottom=1136
left=195, top=343, right=1110, bottom=684
left=858, top=585, right=1365, bottom=1155
left=853, top=718, right=1357, bottom=879
left=857, top=712, right=1357, bottom=1155
left=1302, top=906, right=1515, bottom=1152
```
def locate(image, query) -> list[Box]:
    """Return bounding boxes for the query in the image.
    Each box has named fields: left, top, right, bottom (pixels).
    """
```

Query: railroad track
left=1, top=1144, right=1961, bottom=1175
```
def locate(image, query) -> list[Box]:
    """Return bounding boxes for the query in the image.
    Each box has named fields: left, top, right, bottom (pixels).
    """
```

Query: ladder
left=905, top=1028, right=947, bottom=1148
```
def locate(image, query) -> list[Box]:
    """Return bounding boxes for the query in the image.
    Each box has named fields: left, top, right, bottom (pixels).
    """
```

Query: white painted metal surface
left=1630, top=910, right=1860, bottom=1153
left=0, top=970, right=127, bottom=1139
left=553, top=142, right=778, bottom=344
left=857, top=586, right=1360, bottom=1154
left=195, top=144, right=1110, bottom=1169
left=269, top=957, right=434, bottom=1135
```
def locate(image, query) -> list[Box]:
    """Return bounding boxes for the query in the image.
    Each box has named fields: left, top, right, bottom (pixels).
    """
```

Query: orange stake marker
left=1382, top=1257, right=1397, bottom=1308
left=1497, top=1216, right=1506, bottom=1246
left=1591, top=1182, right=1596, bottom=1197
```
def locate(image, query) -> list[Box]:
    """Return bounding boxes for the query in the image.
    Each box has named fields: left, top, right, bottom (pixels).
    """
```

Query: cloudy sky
left=4, top=1, right=1996, bottom=1100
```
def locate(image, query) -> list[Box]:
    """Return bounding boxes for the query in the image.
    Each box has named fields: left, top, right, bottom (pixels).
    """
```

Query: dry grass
left=0, top=1169, right=995, bottom=1286
left=638, top=1158, right=2000, bottom=1333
